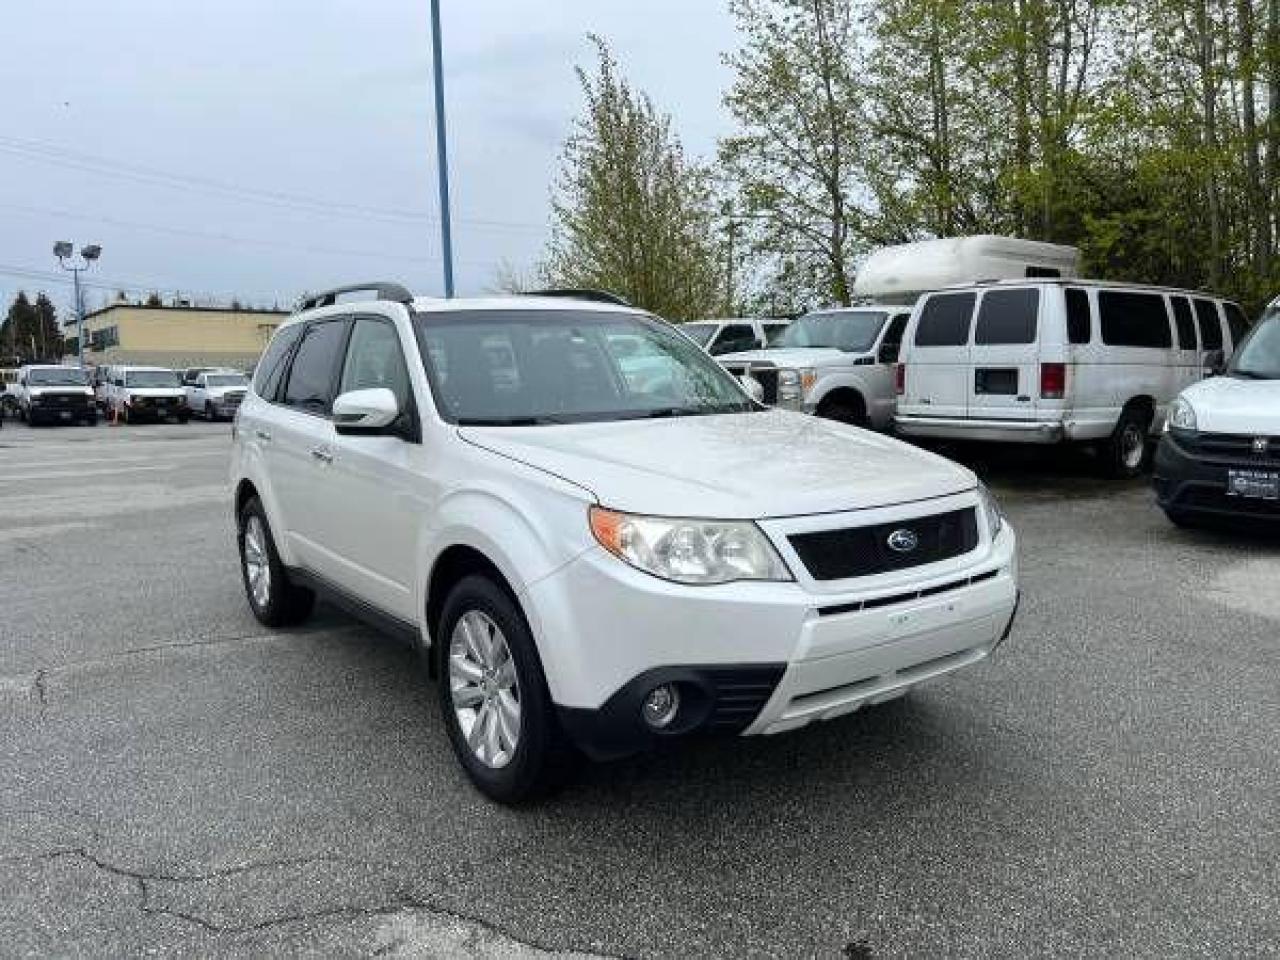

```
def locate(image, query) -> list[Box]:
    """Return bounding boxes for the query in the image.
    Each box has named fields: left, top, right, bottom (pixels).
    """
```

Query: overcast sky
left=1, top=1, right=738, bottom=320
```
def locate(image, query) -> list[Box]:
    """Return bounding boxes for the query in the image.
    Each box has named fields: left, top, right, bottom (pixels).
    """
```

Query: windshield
left=206, top=374, right=247, bottom=387
left=28, top=368, right=88, bottom=386
left=126, top=370, right=180, bottom=388
left=1230, top=315, right=1280, bottom=379
left=679, top=323, right=716, bottom=347
left=415, top=310, right=755, bottom=425
left=764, top=324, right=790, bottom=345
left=773, top=310, right=887, bottom=352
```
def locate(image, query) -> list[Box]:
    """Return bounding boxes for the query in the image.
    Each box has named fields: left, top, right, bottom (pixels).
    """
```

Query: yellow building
left=78, top=304, right=288, bottom=370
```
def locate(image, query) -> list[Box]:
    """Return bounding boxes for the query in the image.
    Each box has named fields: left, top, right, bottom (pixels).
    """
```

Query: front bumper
left=531, top=521, right=1018, bottom=760
left=1154, top=432, right=1280, bottom=520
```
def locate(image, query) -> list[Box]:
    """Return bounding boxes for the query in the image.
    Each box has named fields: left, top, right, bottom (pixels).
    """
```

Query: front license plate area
left=1227, top=469, right=1280, bottom=500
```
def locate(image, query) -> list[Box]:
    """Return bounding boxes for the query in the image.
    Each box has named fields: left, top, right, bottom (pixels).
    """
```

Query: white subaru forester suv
left=231, top=284, right=1019, bottom=803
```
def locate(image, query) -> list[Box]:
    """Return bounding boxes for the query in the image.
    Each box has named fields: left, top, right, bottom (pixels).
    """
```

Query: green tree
left=543, top=35, right=724, bottom=320
left=3, top=291, right=40, bottom=361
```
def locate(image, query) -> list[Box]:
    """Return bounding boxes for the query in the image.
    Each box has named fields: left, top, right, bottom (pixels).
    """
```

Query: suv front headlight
left=589, top=506, right=792, bottom=584
left=978, top=482, right=1004, bottom=540
left=1165, top=397, right=1197, bottom=433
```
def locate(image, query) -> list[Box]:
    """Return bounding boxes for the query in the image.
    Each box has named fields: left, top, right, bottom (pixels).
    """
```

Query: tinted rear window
left=1098, top=291, right=1172, bottom=348
left=1193, top=299, right=1223, bottom=350
left=1224, top=302, right=1250, bottom=348
left=1065, top=288, right=1091, bottom=344
left=974, top=289, right=1038, bottom=345
left=1170, top=297, right=1197, bottom=349
left=914, top=293, right=976, bottom=347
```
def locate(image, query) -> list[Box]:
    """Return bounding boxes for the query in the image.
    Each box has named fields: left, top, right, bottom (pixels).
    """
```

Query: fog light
left=641, top=683, right=680, bottom=729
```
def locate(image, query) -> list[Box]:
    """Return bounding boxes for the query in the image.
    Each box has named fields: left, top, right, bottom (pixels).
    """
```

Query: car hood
left=717, top=347, right=852, bottom=368
left=1181, top=376, right=1280, bottom=433
left=128, top=388, right=185, bottom=398
left=460, top=409, right=974, bottom=518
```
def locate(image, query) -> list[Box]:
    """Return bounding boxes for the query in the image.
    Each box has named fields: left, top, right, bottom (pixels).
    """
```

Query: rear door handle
left=254, top=428, right=272, bottom=442
left=310, top=446, right=334, bottom=464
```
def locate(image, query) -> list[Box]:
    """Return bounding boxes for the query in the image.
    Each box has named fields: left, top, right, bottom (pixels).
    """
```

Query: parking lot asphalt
left=2, top=421, right=1279, bottom=958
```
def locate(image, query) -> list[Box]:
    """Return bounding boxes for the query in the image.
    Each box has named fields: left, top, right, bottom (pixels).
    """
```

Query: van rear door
left=968, top=287, right=1042, bottom=420
left=902, top=292, right=975, bottom=419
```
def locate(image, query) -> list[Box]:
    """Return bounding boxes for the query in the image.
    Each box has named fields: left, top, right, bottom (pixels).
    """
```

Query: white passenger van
left=895, top=279, right=1251, bottom=476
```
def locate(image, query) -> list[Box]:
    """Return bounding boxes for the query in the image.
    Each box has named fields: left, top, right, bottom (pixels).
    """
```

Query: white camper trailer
left=853, top=236, right=1081, bottom=305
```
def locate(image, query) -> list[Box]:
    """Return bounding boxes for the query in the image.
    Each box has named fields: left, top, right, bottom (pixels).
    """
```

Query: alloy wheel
left=242, top=515, right=271, bottom=608
left=449, top=610, right=521, bottom=769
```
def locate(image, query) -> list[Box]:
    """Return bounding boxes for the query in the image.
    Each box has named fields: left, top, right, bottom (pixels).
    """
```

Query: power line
left=0, top=261, right=286, bottom=305
left=0, top=135, right=549, bottom=234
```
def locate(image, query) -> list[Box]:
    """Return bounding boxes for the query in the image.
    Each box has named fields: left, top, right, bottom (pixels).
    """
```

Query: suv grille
left=788, top=507, right=979, bottom=581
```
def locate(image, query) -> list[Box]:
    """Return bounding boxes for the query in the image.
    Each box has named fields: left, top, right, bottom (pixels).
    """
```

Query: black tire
left=18, top=405, right=27, bottom=423
left=437, top=574, right=570, bottom=804
left=177, top=412, right=190, bottom=424
left=816, top=395, right=868, bottom=428
left=205, top=401, right=217, bottom=421
left=1164, top=508, right=1200, bottom=530
left=1103, top=407, right=1151, bottom=479
left=236, top=496, right=315, bottom=629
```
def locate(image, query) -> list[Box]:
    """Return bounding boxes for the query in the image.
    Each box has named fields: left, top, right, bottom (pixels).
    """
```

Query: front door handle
left=310, top=446, right=334, bottom=464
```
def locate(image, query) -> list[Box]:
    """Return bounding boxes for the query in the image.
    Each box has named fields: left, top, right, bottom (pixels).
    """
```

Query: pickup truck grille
left=1180, top=431, right=1280, bottom=467
left=723, top=362, right=778, bottom=404
left=788, top=507, right=980, bottom=581
left=40, top=393, right=90, bottom=409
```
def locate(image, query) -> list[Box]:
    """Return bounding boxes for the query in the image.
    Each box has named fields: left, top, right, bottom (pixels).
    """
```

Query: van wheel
left=237, top=497, right=315, bottom=628
left=817, top=395, right=868, bottom=428
left=1103, top=408, right=1150, bottom=478
left=438, top=575, right=569, bottom=804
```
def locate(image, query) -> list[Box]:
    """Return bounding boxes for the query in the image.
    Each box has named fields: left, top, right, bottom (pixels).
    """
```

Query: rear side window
left=878, top=313, right=910, bottom=362
left=1065, top=288, right=1091, bottom=344
left=914, top=293, right=976, bottom=347
left=974, top=289, right=1038, bottom=345
left=1193, top=299, right=1223, bottom=350
left=253, top=323, right=304, bottom=400
left=1098, top=291, right=1172, bottom=348
left=1170, top=297, right=1198, bottom=349
left=282, top=319, right=351, bottom=414
left=1223, top=302, right=1250, bottom=349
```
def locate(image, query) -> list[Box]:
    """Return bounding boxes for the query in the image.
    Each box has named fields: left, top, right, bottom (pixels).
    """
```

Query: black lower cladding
left=789, top=507, right=980, bottom=581
left=1155, top=431, right=1280, bottom=520
left=556, top=663, right=786, bottom=761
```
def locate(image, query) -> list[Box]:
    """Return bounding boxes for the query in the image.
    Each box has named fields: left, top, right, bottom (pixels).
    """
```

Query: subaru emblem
left=886, top=528, right=919, bottom=553
left=1253, top=437, right=1270, bottom=455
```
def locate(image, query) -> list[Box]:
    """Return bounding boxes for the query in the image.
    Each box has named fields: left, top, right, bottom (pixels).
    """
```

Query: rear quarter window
left=1098, top=291, right=1172, bottom=348
left=974, top=289, right=1038, bottom=345
left=914, top=293, right=976, bottom=347
left=1170, top=297, right=1198, bottom=349
left=253, top=323, right=304, bottom=401
left=1065, top=288, right=1091, bottom=344
left=1193, top=299, right=1223, bottom=350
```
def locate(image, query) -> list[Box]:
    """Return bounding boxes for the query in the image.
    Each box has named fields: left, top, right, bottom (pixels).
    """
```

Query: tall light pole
left=429, top=0, right=455, bottom=298
left=54, top=241, right=102, bottom=367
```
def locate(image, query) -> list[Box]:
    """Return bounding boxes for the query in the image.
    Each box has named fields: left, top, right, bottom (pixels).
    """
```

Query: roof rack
left=298, top=282, right=413, bottom=312
left=527, top=288, right=631, bottom=307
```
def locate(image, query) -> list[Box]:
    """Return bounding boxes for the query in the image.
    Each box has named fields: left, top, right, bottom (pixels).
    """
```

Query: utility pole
left=722, top=201, right=738, bottom=317
left=429, top=0, right=455, bottom=298
left=53, top=242, right=102, bottom=366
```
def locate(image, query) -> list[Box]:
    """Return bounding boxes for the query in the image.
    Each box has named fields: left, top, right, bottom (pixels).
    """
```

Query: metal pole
left=429, top=0, right=455, bottom=298
left=74, top=267, right=85, bottom=367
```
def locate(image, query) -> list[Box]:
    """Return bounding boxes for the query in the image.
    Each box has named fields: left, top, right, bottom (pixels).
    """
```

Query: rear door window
left=254, top=324, right=304, bottom=401
left=282, top=318, right=351, bottom=415
left=1098, top=291, right=1172, bottom=348
left=1223, top=302, right=1250, bottom=349
left=878, top=313, right=910, bottom=363
left=1065, top=288, right=1091, bottom=344
left=974, top=289, right=1038, bottom=345
left=710, top=324, right=757, bottom=355
left=1193, top=299, right=1223, bottom=350
left=914, top=293, right=976, bottom=347
left=1170, top=296, right=1198, bottom=349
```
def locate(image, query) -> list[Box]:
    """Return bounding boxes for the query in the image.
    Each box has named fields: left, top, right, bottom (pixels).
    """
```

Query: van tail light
left=1040, top=362, right=1066, bottom=400
left=895, top=363, right=905, bottom=396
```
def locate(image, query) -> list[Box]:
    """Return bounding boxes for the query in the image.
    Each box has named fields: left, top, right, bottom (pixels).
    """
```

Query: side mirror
left=1203, top=349, right=1226, bottom=377
left=739, top=374, right=765, bottom=403
left=333, top=387, right=400, bottom=434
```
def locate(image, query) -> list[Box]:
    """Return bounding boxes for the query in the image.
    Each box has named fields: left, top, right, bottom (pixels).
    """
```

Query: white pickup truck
left=183, top=369, right=250, bottom=421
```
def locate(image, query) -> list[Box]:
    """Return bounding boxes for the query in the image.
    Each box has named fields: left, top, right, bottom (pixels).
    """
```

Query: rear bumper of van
left=895, top=415, right=1065, bottom=444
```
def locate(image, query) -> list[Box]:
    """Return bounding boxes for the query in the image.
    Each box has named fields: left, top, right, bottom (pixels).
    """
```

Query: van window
left=914, top=293, right=976, bottom=347
left=975, top=289, right=1038, bottom=345
left=1193, top=299, right=1223, bottom=350
left=1098, top=291, right=1172, bottom=348
left=1223, top=302, right=1250, bottom=348
left=1065, top=288, right=1091, bottom=344
left=1170, top=297, right=1197, bottom=349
